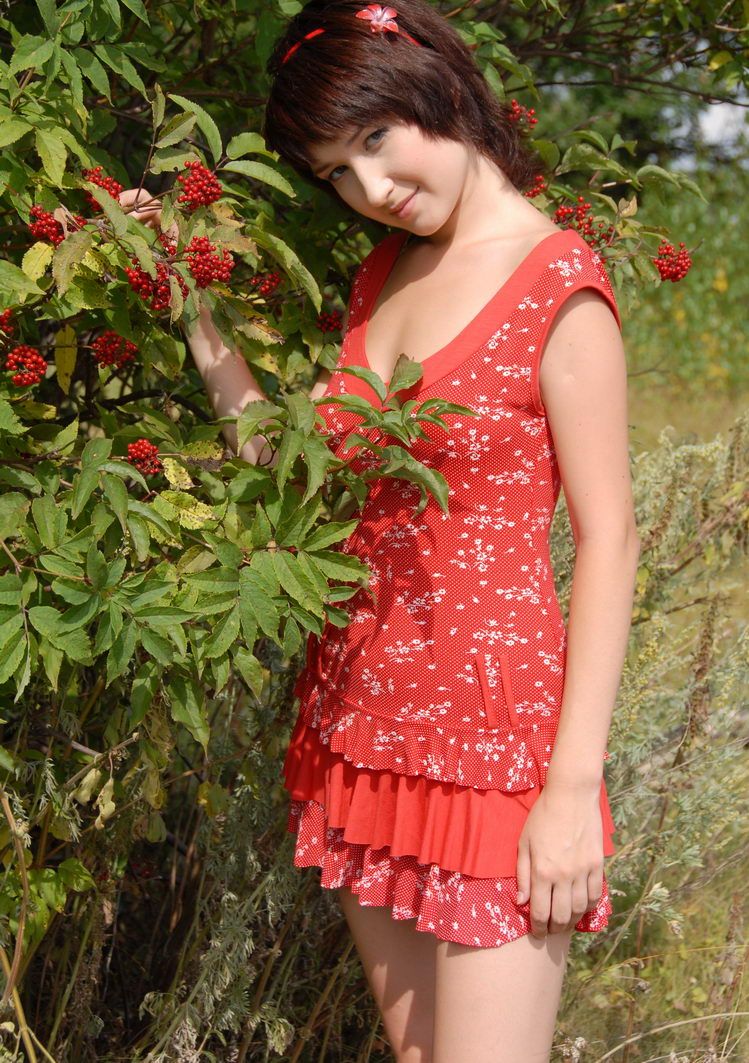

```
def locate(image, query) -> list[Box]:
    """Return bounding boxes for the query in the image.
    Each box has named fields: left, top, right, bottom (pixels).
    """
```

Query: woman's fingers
left=528, top=874, right=551, bottom=938
left=585, top=866, right=604, bottom=913
left=118, top=188, right=178, bottom=243
left=118, top=187, right=162, bottom=226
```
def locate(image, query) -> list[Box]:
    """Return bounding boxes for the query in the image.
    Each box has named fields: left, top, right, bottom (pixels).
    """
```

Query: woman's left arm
left=515, top=287, right=641, bottom=938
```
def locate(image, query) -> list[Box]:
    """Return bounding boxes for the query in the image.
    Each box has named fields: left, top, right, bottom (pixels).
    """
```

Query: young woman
left=123, top=1, right=640, bottom=1058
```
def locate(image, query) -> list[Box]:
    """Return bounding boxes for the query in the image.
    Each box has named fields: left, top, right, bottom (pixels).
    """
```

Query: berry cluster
left=91, top=330, right=138, bottom=370
left=250, top=271, right=281, bottom=296
left=508, top=99, right=538, bottom=129
left=184, top=235, right=235, bottom=288
left=28, top=205, right=86, bottom=246
left=127, top=438, right=163, bottom=476
left=125, top=259, right=189, bottom=313
left=158, top=231, right=178, bottom=255
left=176, top=161, right=223, bottom=211
left=82, top=165, right=124, bottom=211
left=0, top=310, right=14, bottom=337
left=4, top=344, right=47, bottom=387
left=653, top=240, right=692, bottom=282
left=553, top=195, right=616, bottom=250
left=523, top=174, right=548, bottom=199
left=317, top=309, right=343, bottom=333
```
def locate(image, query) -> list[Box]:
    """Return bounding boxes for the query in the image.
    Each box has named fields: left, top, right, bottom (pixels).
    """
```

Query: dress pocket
left=473, top=651, right=520, bottom=731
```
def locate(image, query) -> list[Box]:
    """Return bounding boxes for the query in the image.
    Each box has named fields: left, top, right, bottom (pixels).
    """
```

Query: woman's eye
left=328, top=127, right=388, bottom=183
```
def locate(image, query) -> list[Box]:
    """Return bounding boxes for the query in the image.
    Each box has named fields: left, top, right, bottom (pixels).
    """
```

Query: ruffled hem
left=287, top=798, right=614, bottom=948
left=282, top=717, right=616, bottom=878
left=295, top=677, right=553, bottom=792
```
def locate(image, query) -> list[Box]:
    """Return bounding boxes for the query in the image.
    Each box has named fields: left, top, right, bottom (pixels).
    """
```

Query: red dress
left=282, top=226, right=620, bottom=948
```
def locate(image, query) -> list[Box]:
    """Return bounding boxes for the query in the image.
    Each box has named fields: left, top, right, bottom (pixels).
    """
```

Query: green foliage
left=0, top=0, right=745, bottom=1059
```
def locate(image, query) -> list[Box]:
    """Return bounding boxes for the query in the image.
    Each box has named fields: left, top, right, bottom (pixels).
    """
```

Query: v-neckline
left=352, top=226, right=577, bottom=393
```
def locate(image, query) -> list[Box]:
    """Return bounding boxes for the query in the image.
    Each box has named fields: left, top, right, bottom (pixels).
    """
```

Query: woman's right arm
left=119, top=187, right=340, bottom=467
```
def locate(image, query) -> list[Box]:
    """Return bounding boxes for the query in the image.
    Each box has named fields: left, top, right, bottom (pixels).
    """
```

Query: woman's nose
left=356, top=167, right=393, bottom=210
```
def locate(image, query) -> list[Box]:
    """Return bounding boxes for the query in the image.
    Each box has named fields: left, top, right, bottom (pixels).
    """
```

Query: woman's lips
left=392, top=188, right=418, bottom=218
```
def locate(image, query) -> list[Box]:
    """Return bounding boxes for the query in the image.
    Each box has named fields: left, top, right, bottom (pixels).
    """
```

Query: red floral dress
left=282, top=226, right=620, bottom=948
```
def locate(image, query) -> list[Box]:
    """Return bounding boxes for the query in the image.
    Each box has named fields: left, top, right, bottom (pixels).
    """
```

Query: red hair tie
left=281, top=4, right=421, bottom=65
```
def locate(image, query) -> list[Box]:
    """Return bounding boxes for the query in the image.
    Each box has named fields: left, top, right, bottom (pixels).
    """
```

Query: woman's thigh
left=432, top=927, right=574, bottom=1063
left=336, top=885, right=437, bottom=1063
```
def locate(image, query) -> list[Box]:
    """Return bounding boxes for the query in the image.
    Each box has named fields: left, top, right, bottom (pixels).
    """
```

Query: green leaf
left=83, top=182, right=127, bottom=236
left=154, top=112, right=196, bottom=151
left=52, top=230, right=93, bottom=296
left=235, top=399, right=285, bottom=451
left=9, top=35, right=55, bottom=75
left=150, top=83, right=166, bottom=129
left=302, top=520, right=358, bottom=552
left=35, top=0, right=61, bottom=36
left=232, top=647, right=264, bottom=697
left=298, top=432, right=333, bottom=505
left=274, top=427, right=305, bottom=492
left=59, top=50, right=85, bottom=116
left=223, top=160, right=295, bottom=198
left=167, top=92, right=222, bottom=165
left=226, top=132, right=274, bottom=159
left=168, top=674, right=209, bottom=750
left=309, top=548, right=371, bottom=584
left=238, top=570, right=280, bottom=641
left=272, top=550, right=323, bottom=615
left=102, top=472, right=128, bottom=533
left=72, top=48, right=111, bottom=101
left=57, top=857, right=95, bottom=893
left=285, top=391, right=317, bottom=433
left=203, top=603, right=241, bottom=659
left=0, top=493, right=30, bottom=540
left=0, top=119, right=32, bottom=149
left=95, top=43, right=146, bottom=95
left=106, top=621, right=137, bottom=682
left=0, top=260, right=44, bottom=302
left=247, top=225, right=321, bottom=311
left=120, top=0, right=150, bottom=23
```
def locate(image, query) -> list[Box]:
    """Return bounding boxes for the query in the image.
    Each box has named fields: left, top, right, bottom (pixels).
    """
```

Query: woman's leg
left=432, top=927, right=574, bottom=1063
left=336, top=885, right=437, bottom=1063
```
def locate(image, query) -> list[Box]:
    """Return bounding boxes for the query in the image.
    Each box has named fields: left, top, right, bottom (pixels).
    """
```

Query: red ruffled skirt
left=282, top=712, right=617, bottom=949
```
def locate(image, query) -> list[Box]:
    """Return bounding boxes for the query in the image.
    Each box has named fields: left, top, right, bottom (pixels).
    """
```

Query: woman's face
left=307, top=120, right=473, bottom=236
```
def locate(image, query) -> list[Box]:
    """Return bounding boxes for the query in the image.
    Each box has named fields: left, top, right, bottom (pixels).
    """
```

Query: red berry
left=316, top=308, right=343, bottom=333
left=28, top=205, right=86, bottom=246
left=81, top=165, right=124, bottom=211
left=127, top=438, right=163, bottom=477
left=184, top=235, right=234, bottom=289
left=176, top=161, right=223, bottom=211
left=158, top=231, right=178, bottom=256
left=508, top=98, right=538, bottom=130
left=523, top=174, right=548, bottom=199
left=0, top=309, right=15, bottom=338
left=91, top=330, right=138, bottom=370
left=4, top=344, right=47, bottom=387
left=652, top=240, right=692, bottom=282
left=125, top=259, right=189, bottom=313
left=250, top=271, right=281, bottom=296
left=552, top=197, right=616, bottom=250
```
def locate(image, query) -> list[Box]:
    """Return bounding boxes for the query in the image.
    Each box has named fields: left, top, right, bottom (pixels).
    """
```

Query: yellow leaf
left=22, top=241, right=54, bottom=281
left=162, top=456, right=195, bottom=489
left=55, top=324, right=77, bottom=395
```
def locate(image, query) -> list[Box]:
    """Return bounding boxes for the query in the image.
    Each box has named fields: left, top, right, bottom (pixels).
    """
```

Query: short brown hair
left=263, top=0, right=546, bottom=199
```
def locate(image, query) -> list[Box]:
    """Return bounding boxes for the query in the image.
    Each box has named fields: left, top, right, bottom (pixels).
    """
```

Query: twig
left=0, top=792, right=29, bottom=1010
left=0, top=943, right=37, bottom=1058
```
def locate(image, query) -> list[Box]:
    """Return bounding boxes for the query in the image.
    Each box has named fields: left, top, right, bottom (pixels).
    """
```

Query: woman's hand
left=515, top=783, right=605, bottom=937
left=118, top=186, right=178, bottom=244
